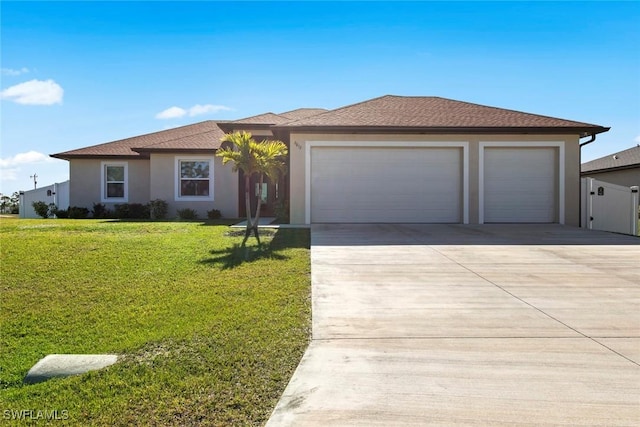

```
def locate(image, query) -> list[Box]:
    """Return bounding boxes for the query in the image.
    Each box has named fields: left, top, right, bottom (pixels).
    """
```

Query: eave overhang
left=271, top=125, right=610, bottom=138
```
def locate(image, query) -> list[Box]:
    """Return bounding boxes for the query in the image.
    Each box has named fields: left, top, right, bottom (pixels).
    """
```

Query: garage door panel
left=484, top=148, right=557, bottom=223
left=311, top=147, right=461, bottom=223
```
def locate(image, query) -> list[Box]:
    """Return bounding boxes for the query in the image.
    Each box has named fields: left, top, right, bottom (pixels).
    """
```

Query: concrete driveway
left=266, top=224, right=640, bottom=426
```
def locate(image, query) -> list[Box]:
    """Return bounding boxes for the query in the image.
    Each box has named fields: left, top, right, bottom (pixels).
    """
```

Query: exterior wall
left=582, top=168, right=640, bottom=189
left=149, top=153, right=238, bottom=218
left=69, top=158, right=150, bottom=210
left=289, top=133, right=581, bottom=226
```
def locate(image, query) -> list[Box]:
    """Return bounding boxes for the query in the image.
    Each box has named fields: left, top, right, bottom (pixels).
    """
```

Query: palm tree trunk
left=242, top=173, right=252, bottom=246
left=252, top=173, right=264, bottom=246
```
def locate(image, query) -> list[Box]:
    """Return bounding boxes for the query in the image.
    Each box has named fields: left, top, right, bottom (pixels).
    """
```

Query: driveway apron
left=266, top=224, right=640, bottom=426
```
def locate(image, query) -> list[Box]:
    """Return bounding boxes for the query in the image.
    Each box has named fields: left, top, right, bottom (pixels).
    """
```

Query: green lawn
left=0, top=218, right=310, bottom=425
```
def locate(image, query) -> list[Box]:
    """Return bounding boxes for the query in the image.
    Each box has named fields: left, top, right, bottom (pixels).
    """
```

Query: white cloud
left=1, top=168, right=20, bottom=181
left=155, top=103, right=233, bottom=119
left=155, top=106, right=187, bottom=119
left=634, top=135, right=640, bottom=143
left=1, top=67, right=30, bottom=76
left=0, top=151, right=54, bottom=168
left=188, top=104, right=232, bottom=116
left=1, top=79, right=64, bottom=105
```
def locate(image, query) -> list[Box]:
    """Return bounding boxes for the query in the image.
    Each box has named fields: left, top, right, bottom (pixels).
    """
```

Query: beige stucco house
left=51, top=95, right=609, bottom=225
left=581, top=145, right=640, bottom=188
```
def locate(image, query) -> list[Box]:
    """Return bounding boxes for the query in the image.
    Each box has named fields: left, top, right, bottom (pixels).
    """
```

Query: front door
left=239, top=171, right=282, bottom=218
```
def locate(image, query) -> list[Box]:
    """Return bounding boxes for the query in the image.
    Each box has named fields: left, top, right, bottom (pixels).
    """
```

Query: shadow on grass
left=200, top=228, right=310, bottom=270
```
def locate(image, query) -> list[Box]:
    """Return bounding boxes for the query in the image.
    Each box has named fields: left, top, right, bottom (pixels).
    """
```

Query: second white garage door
left=310, top=147, right=462, bottom=223
left=483, top=147, right=557, bottom=223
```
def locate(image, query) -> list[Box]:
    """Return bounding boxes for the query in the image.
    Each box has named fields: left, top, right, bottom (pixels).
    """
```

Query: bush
left=177, top=208, right=198, bottom=220
left=274, top=200, right=289, bottom=223
left=129, top=203, right=150, bottom=219
left=149, top=199, right=168, bottom=220
left=114, top=203, right=151, bottom=220
left=67, top=206, right=90, bottom=219
left=54, top=209, right=69, bottom=219
left=92, top=203, right=112, bottom=219
left=32, top=201, right=52, bottom=218
left=207, top=208, right=222, bottom=220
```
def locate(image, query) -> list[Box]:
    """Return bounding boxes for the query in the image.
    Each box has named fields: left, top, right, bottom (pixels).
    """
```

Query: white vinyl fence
left=19, top=181, right=70, bottom=219
left=581, top=177, right=639, bottom=236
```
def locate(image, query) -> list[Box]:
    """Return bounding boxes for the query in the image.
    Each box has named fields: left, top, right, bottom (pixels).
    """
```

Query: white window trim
left=478, top=141, right=565, bottom=225
left=304, top=140, right=469, bottom=225
left=100, top=161, right=128, bottom=203
left=174, top=156, right=215, bottom=202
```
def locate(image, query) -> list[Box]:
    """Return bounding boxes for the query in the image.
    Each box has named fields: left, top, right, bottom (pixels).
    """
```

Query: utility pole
left=30, top=173, right=38, bottom=189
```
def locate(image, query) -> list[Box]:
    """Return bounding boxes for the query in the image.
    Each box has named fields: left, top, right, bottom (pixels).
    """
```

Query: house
left=51, top=95, right=609, bottom=225
left=581, top=145, right=640, bottom=188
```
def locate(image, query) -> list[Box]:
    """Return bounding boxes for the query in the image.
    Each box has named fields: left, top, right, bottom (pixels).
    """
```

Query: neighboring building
left=51, top=95, right=609, bottom=225
left=581, top=145, right=640, bottom=188
left=19, top=180, right=70, bottom=218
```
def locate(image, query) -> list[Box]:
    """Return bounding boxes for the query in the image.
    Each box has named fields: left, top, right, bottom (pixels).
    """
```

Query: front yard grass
left=0, top=218, right=310, bottom=425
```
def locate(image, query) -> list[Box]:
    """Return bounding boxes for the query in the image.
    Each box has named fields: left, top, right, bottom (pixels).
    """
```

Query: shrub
left=128, top=203, right=150, bottom=219
left=274, top=200, right=289, bottom=223
left=149, top=199, right=168, bottom=220
left=32, top=201, right=51, bottom=218
left=114, top=203, right=151, bottom=220
left=68, top=206, right=90, bottom=219
left=177, top=208, right=198, bottom=220
left=92, top=203, right=111, bottom=219
left=113, top=204, right=130, bottom=219
left=54, top=209, right=69, bottom=218
left=207, top=208, right=222, bottom=220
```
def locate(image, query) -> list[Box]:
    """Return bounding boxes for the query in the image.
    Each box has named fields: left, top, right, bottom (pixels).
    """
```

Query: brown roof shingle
left=279, top=108, right=328, bottom=121
left=581, top=145, right=640, bottom=173
left=230, top=113, right=292, bottom=125
left=51, top=96, right=610, bottom=160
left=276, top=95, right=609, bottom=136
left=51, top=121, right=226, bottom=159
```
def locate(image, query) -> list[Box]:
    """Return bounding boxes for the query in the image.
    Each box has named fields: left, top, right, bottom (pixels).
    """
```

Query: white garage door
left=311, top=147, right=462, bottom=223
left=484, top=147, right=557, bottom=223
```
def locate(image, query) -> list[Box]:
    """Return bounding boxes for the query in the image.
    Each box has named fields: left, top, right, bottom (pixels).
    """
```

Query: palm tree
left=217, top=131, right=288, bottom=246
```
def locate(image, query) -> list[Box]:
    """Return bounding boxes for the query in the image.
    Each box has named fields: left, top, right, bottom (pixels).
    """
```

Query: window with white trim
left=101, top=162, right=128, bottom=202
left=175, top=157, right=214, bottom=201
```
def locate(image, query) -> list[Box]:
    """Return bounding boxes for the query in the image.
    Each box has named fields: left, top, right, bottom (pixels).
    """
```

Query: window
left=101, top=162, right=128, bottom=202
left=175, top=157, right=214, bottom=201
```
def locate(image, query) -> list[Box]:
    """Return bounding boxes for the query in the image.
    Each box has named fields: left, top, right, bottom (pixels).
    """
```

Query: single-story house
left=51, top=95, right=609, bottom=225
left=581, top=145, right=640, bottom=188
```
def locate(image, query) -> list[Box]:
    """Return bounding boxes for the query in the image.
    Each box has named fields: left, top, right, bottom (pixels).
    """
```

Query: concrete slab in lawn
left=267, top=224, right=640, bottom=426
left=24, top=354, right=118, bottom=384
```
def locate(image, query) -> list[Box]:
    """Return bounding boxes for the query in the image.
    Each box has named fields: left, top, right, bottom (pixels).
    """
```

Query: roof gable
left=581, top=145, right=640, bottom=173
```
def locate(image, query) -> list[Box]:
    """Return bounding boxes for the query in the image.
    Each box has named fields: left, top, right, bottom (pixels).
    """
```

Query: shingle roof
left=276, top=95, right=608, bottom=136
left=581, top=145, right=640, bottom=173
left=228, top=108, right=328, bottom=125
left=230, top=113, right=292, bottom=125
left=51, top=121, right=226, bottom=159
left=279, top=108, right=328, bottom=121
left=51, top=96, right=610, bottom=160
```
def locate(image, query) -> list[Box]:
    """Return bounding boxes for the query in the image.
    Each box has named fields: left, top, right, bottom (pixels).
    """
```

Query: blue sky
left=1, top=1, right=639, bottom=196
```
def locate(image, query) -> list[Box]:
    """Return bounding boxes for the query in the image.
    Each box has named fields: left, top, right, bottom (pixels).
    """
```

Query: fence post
left=631, top=186, right=639, bottom=236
